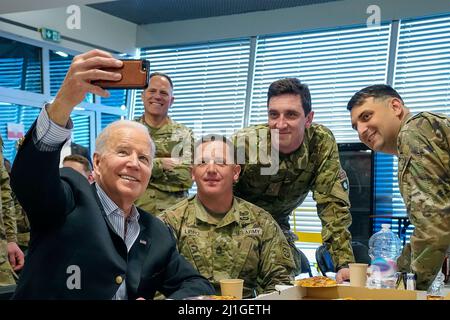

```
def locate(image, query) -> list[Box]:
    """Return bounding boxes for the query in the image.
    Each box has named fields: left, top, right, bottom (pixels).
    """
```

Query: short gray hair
left=95, top=120, right=155, bottom=159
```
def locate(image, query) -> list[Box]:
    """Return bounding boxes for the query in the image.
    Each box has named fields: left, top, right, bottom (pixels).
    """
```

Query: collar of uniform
left=274, top=124, right=310, bottom=171
left=137, top=114, right=173, bottom=131
left=193, top=195, right=240, bottom=227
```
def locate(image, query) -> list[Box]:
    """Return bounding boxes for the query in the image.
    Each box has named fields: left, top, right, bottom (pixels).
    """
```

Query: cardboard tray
left=255, top=285, right=428, bottom=300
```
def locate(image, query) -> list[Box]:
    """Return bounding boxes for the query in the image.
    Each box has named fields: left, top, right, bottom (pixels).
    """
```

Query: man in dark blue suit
left=10, top=49, right=214, bottom=300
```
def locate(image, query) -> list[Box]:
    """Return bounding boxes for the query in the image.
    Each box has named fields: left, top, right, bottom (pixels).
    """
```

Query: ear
left=93, top=152, right=101, bottom=176
left=305, top=111, right=314, bottom=128
left=233, top=165, right=241, bottom=183
left=390, top=98, right=404, bottom=117
left=170, top=96, right=175, bottom=107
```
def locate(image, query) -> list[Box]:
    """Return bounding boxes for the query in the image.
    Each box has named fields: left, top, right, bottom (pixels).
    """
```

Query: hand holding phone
left=92, top=59, right=149, bottom=89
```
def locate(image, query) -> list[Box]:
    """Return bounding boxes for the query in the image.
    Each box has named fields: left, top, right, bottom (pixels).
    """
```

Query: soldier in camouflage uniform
left=161, top=135, right=295, bottom=298
left=4, top=158, right=30, bottom=252
left=232, top=78, right=354, bottom=283
left=348, top=84, right=450, bottom=291
left=0, top=136, right=17, bottom=285
left=135, top=72, right=194, bottom=215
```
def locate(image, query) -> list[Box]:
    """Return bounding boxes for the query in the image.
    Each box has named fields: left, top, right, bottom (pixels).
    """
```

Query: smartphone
left=92, top=59, right=149, bottom=89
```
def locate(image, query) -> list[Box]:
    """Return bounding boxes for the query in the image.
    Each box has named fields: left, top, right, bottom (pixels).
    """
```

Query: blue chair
left=298, top=249, right=313, bottom=277
left=315, top=241, right=370, bottom=275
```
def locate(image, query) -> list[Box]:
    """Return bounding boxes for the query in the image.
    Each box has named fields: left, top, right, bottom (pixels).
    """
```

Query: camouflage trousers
left=0, top=240, right=15, bottom=286
left=135, top=187, right=188, bottom=216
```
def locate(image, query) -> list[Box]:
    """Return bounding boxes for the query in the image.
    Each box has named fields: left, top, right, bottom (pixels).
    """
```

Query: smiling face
left=268, top=94, right=314, bottom=154
left=350, top=97, right=404, bottom=154
left=93, top=125, right=152, bottom=213
left=192, top=140, right=240, bottom=198
left=141, top=75, right=174, bottom=119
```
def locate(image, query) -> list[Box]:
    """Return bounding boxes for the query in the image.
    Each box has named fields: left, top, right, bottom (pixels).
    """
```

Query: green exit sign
left=40, top=28, right=61, bottom=43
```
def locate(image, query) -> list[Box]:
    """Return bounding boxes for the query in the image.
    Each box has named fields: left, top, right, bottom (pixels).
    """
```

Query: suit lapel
left=129, top=210, right=153, bottom=294
left=90, top=184, right=127, bottom=259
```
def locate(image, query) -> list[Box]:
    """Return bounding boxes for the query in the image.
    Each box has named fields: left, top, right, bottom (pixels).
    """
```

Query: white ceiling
left=0, top=0, right=115, bottom=14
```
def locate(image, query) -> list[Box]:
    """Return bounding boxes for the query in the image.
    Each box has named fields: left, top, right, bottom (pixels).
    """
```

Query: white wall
left=137, top=0, right=450, bottom=48
left=0, top=5, right=137, bottom=54
left=0, top=0, right=112, bottom=14
left=1, top=0, right=449, bottom=53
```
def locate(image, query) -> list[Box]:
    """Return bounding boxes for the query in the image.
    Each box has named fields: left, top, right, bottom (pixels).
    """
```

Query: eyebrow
left=351, top=111, right=369, bottom=130
left=115, top=144, right=151, bottom=156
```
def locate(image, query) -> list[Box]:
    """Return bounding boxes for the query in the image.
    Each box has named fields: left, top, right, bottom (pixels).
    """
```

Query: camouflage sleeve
left=159, top=205, right=184, bottom=241
left=258, top=216, right=295, bottom=293
left=397, top=120, right=450, bottom=290
left=1, top=163, right=17, bottom=243
left=0, top=148, right=15, bottom=285
left=150, top=128, right=194, bottom=192
left=312, top=131, right=354, bottom=270
left=0, top=239, right=15, bottom=285
left=151, top=158, right=164, bottom=179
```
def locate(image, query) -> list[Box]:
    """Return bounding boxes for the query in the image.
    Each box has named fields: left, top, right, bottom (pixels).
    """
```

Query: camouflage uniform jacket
left=135, top=116, right=194, bottom=213
left=12, top=193, right=30, bottom=249
left=0, top=143, right=15, bottom=285
left=396, top=112, right=450, bottom=290
left=161, top=196, right=295, bottom=298
left=232, top=123, right=353, bottom=270
left=1, top=160, right=17, bottom=244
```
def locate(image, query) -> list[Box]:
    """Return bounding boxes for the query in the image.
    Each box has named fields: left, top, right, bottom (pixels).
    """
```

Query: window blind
left=101, top=113, right=121, bottom=130
left=136, top=39, right=250, bottom=138
left=0, top=37, right=42, bottom=93
left=0, top=104, right=41, bottom=162
left=252, top=24, right=391, bottom=249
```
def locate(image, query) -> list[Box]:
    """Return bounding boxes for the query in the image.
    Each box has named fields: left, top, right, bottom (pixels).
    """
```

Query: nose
left=127, top=153, right=140, bottom=169
left=358, top=123, right=369, bottom=141
left=275, top=115, right=287, bottom=130
left=152, top=90, right=163, bottom=100
left=206, top=159, right=218, bottom=173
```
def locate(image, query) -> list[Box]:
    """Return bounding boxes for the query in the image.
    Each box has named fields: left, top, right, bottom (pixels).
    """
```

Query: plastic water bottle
left=367, top=224, right=402, bottom=288
left=427, top=270, right=445, bottom=297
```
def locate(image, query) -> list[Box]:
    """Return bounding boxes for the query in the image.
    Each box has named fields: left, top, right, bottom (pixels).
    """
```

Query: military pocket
left=231, top=237, right=256, bottom=278
left=184, top=237, right=210, bottom=277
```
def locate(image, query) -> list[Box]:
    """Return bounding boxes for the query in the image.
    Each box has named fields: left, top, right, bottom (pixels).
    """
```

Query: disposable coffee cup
left=349, top=263, right=368, bottom=287
left=219, top=279, right=244, bottom=299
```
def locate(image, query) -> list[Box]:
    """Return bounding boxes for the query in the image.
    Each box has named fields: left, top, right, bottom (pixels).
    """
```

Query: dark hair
left=63, top=154, right=92, bottom=172
left=347, top=84, right=404, bottom=111
left=267, top=78, right=312, bottom=115
left=194, top=134, right=236, bottom=164
left=147, top=72, right=173, bottom=89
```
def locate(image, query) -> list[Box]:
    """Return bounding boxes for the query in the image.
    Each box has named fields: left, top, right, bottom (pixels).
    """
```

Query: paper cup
left=219, top=279, right=244, bottom=299
left=349, top=263, right=368, bottom=287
